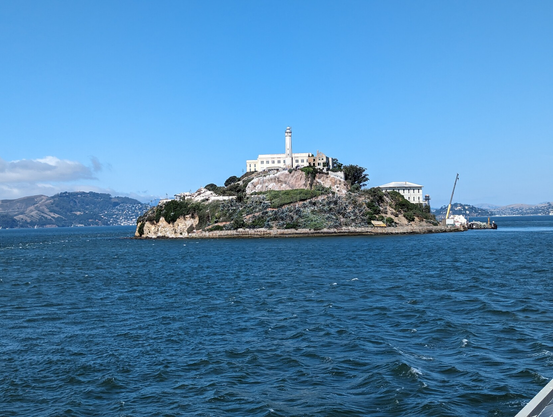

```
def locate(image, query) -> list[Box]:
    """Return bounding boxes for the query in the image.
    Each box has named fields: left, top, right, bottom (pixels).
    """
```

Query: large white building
left=379, top=181, right=424, bottom=204
left=246, top=127, right=334, bottom=172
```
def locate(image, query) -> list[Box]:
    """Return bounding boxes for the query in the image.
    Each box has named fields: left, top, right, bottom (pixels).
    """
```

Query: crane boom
left=445, top=174, right=459, bottom=220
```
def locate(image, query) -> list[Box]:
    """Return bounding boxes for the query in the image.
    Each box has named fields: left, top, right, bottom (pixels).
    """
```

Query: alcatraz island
left=136, top=127, right=460, bottom=238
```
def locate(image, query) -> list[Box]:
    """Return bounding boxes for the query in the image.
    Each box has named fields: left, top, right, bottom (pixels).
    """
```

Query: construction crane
left=445, top=173, right=459, bottom=220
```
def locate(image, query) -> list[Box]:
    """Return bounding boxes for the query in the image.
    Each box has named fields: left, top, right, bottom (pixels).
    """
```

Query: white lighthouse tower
left=285, top=126, right=293, bottom=168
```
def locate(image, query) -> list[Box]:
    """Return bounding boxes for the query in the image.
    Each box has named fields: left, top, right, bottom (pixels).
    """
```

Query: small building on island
left=379, top=181, right=425, bottom=204
left=246, top=127, right=334, bottom=172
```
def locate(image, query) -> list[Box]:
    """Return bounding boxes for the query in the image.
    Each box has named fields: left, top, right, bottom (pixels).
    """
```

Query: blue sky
left=1, top=1, right=552, bottom=207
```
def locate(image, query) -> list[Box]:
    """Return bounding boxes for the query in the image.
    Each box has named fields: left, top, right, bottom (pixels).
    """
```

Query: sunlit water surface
left=1, top=216, right=553, bottom=416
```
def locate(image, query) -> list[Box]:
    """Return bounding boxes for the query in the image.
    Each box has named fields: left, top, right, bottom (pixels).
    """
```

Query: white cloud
left=0, top=156, right=96, bottom=183
left=0, top=183, right=95, bottom=200
left=0, top=181, right=160, bottom=203
left=0, top=156, right=161, bottom=202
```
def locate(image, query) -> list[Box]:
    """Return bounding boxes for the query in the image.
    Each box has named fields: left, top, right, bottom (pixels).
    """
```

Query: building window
left=301, top=159, right=304, bottom=163
left=277, top=160, right=281, bottom=163
left=271, top=160, right=275, bottom=164
left=261, top=161, right=264, bottom=164
left=295, top=159, right=299, bottom=163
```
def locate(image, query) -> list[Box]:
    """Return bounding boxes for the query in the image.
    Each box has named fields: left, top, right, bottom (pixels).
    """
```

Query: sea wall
left=136, top=223, right=464, bottom=239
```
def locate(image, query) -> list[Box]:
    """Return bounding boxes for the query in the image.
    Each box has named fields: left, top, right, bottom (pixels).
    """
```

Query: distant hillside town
left=434, top=202, right=553, bottom=219
left=0, top=192, right=149, bottom=229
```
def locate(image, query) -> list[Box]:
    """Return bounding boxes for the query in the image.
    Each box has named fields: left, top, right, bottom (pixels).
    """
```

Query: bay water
left=1, top=216, right=553, bottom=416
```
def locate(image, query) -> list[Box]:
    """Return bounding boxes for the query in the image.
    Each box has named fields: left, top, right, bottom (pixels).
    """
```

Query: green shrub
left=385, top=217, right=395, bottom=226
left=155, top=207, right=162, bottom=223
left=205, top=183, right=219, bottom=192
left=249, top=216, right=267, bottom=228
left=365, top=201, right=381, bottom=215
left=154, top=199, right=219, bottom=227
left=362, top=187, right=385, bottom=205
left=301, top=166, right=317, bottom=188
left=231, top=216, right=246, bottom=229
left=137, top=222, right=145, bottom=236
left=208, top=225, right=225, bottom=231
left=224, top=176, right=240, bottom=187
left=388, top=191, right=435, bottom=222
left=300, top=213, right=326, bottom=230
left=265, top=189, right=323, bottom=208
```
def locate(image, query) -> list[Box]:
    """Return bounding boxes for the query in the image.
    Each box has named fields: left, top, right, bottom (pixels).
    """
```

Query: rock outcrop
left=137, top=215, right=198, bottom=238
left=246, top=169, right=349, bottom=195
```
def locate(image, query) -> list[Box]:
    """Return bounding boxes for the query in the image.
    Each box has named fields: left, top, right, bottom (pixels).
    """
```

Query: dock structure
left=516, top=379, right=553, bottom=417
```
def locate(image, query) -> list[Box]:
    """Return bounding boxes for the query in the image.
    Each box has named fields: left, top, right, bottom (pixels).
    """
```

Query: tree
left=343, top=165, right=369, bottom=188
left=330, top=158, right=343, bottom=171
left=205, top=183, right=219, bottom=192
left=224, top=176, right=240, bottom=187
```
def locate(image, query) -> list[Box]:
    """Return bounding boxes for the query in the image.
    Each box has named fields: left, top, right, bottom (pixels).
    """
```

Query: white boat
left=516, top=379, right=553, bottom=417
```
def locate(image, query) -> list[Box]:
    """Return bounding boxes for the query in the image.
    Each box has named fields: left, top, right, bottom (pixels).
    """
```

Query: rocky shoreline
left=135, top=223, right=464, bottom=239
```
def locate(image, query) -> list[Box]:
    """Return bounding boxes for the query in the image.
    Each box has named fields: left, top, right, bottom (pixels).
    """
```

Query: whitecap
left=462, top=339, right=469, bottom=347
left=409, top=367, right=422, bottom=377
left=531, top=350, right=552, bottom=357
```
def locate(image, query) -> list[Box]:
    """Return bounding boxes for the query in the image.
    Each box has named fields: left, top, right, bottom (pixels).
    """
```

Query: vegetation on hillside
left=387, top=191, right=436, bottom=224
left=343, top=164, right=369, bottom=189
left=137, top=175, right=437, bottom=235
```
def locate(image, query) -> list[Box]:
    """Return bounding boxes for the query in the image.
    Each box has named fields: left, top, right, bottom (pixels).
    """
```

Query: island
left=135, top=168, right=460, bottom=239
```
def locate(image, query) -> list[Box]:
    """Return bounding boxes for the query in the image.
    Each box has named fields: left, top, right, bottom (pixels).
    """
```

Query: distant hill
left=491, top=202, right=553, bottom=216
left=433, top=203, right=493, bottom=220
left=433, top=202, right=553, bottom=218
left=0, top=192, right=149, bottom=229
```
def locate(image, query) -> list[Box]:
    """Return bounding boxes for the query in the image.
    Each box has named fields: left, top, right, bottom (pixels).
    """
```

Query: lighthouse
left=285, top=126, right=293, bottom=168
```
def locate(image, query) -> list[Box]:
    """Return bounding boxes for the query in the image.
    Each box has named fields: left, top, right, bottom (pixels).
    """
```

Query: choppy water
left=1, top=216, right=553, bottom=416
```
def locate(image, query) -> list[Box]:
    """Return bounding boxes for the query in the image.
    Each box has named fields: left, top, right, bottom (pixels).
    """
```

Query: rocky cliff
left=246, top=169, right=349, bottom=195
